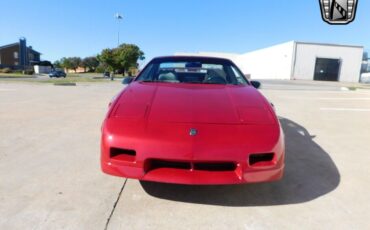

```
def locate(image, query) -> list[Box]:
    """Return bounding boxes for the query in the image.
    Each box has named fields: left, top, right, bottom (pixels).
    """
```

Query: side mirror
left=122, top=77, right=134, bottom=85
left=250, top=80, right=261, bottom=89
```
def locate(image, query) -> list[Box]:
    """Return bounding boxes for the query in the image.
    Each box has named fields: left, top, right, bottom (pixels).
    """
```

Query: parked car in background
left=103, top=71, right=110, bottom=78
left=49, top=70, right=66, bottom=78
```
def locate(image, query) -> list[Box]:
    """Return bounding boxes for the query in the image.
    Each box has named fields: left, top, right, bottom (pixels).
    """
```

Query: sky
left=0, top=0, right=369, bottom=62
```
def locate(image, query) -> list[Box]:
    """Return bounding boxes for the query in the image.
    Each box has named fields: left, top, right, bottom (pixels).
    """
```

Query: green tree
left=97, top=44, right=144, bottom=74
left=97, top=49, right=118, bottom=72
left=60, top=57, right=81, bottom=72
left=53, top=60, right=62, bottom=69
left=115, top=44, right=145, bottom=74
left=60, top=57, right=71, bottom=70
left=69, top=57, right=82, bottom=72
left=81, top=56, right=99, bottom=72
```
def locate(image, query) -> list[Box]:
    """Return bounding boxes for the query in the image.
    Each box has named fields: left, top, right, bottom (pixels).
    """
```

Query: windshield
left=136, top=59, right=248, bottom=85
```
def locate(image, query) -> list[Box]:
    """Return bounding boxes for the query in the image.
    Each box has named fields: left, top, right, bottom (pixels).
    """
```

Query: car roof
left=151, top=56, right=234, bottom=64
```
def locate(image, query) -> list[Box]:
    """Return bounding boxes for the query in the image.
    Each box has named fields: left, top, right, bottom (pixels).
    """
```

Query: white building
left=176, top=41, right=364, bottom=82
left=33, top=65, right=52, bottom=74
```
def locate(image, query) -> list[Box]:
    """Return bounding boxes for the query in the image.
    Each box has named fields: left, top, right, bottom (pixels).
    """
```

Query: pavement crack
left=104, top=179, right=127, bottom=230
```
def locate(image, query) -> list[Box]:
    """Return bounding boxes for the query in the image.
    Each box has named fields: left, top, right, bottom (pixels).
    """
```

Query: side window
left=231, top=66, right=247, bottom=84
left=14, top=51, right=18, bottom=59
left=137, top=64, right=155, bottom=81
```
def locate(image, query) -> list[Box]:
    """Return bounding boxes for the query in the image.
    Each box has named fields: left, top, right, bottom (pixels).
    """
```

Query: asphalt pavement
left=1, top=80, right=370, bottom=229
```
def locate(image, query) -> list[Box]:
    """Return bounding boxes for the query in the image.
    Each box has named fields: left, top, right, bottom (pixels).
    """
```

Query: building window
left=14, top=61, right=19, bottom=65
left=14, top=51, right=18, bottom=59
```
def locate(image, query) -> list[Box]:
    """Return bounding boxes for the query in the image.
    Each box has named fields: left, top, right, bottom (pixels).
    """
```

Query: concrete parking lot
left=0, top=80, right=370, bottom=229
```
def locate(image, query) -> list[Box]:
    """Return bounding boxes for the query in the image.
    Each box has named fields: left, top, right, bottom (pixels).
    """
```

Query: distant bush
left=95, top=65, right=106, bottom=73
left=0, top=68, right=12, bottom=73
left=13, top=70, right=23, bottom=74
left=23, top=69, right=34, bottom=75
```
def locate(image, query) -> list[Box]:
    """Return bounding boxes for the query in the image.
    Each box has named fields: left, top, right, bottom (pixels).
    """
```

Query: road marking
left=319, top=97, right=370, bottom=100
left=320, top=108, right=370, bottom=112
left=277, top=95, right=370, bottom=100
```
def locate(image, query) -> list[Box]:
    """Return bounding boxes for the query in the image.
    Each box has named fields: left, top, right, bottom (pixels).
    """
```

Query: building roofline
left=294, top=41, right=364, bottom=49
left=29, top=48, right=41, bottom=54
left=0, top=42, right=42, bottom=54
left=0, top=42, right=19, bottom=50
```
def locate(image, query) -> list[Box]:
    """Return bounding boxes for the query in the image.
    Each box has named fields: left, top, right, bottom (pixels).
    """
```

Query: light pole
left=114, top=13, right=123, bottom=47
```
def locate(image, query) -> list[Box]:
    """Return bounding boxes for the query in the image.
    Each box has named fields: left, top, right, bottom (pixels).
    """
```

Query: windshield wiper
left=202, top=82, right=226, bottom=85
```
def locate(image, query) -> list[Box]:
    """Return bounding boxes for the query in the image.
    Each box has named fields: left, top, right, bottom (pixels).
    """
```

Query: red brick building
left=0, top=38, right=41, bottom=69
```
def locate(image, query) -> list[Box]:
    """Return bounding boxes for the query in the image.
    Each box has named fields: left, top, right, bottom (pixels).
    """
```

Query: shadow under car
left=140, top=118, right=340, bottom=206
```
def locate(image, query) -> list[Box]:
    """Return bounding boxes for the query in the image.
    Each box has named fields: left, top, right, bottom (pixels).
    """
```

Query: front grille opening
left=249, top=153, right=274, bottom=166
left=148, top=159, right=191, bottom=171
left=110, top=147, right=136, bottom=162
left=194, top=162, right=236, bottom=171
left=145, top=159, right=236, bottom=172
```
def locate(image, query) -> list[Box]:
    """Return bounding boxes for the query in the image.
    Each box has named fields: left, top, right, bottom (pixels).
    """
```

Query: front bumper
left=101, top=159, right=284, bottom=185
left=101, top=120, right=285, bottom=185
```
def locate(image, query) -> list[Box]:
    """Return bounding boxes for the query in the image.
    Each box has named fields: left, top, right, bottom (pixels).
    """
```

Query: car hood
left=112, top=82, right=275, bottom=125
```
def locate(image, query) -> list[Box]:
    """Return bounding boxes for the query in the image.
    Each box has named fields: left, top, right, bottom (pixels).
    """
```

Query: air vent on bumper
left=249, top=153, right=274, bottom=166
left=110, top=148, right=136, bottom=162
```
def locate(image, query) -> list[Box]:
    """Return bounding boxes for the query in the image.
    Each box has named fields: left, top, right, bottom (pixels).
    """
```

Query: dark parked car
left=103, top=71, right=110, bottom=78
left=49, top=70, right=66, bottom=78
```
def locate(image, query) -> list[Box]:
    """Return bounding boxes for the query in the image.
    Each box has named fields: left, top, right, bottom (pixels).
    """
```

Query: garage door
left=314, top=58, right=341, bottom=81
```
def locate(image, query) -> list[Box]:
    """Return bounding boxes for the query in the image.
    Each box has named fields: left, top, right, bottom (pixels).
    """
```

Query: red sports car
left=101, top=56, right=285, bottom=185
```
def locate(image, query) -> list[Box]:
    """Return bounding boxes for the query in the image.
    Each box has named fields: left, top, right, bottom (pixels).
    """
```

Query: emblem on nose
left=189, top=128, right=198, bottom=136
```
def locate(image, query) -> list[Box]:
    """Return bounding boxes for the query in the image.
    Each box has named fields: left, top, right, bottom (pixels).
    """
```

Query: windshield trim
left=135, top=57, right=250, bottom=85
